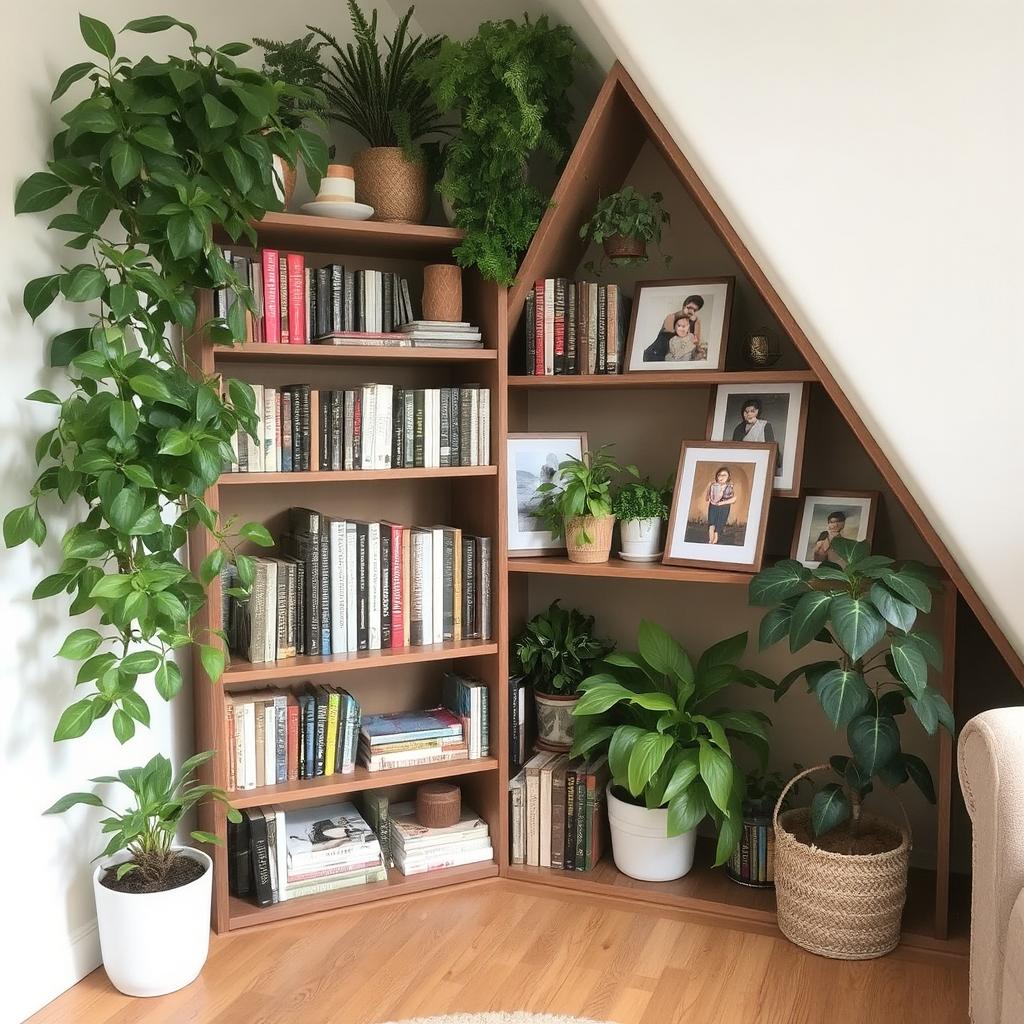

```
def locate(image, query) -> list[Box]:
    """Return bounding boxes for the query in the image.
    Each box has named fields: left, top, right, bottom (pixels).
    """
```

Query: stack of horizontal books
left=395, top=320, right=483, bottom=349
left=390, top=801, right=493, bottom=875
left=358, top=706, right=472, bottom=773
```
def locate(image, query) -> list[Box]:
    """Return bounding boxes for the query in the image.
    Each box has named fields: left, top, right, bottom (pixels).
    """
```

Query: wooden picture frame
left=791, top=489, right=880, bottom=568
left=706, top=382, right=809, bottom=497
left=663, top=440, right=776, bottom=573
left=506, top=432, right=589, bottom=556
left=624, top=276, right=734, bottom=373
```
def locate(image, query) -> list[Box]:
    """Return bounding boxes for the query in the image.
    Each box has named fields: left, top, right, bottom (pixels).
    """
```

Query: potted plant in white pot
left=513, top=601, right=614, bottom=751
left=613, top=478, right=670, bottom=561
left=570, top=621, right=774, bottom=882
left=45, top=753, right=239, bottom=996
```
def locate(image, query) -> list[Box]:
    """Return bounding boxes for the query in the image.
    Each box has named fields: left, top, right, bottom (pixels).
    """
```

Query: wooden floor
left=30, top=880, right=968, bottom=1024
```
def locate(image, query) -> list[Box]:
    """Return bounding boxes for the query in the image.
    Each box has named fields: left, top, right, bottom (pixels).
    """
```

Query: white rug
left=382, top=1014, right=614, bottom=1024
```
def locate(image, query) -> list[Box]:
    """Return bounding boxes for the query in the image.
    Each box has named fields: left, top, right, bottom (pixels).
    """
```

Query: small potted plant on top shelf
left=613, top=478, right=671, bottom=562
left=579, top=187, right=671, bottom=272
left=535, top=445, right=637, bottom=563
left=513, top=601, right=614, bottom=751
left=570, top=621, right=774, bottom=882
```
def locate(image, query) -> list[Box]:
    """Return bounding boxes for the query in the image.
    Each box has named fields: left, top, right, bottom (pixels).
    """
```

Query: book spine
left=413, top=390, right=425, bottom=468
left=330, top=263, right=343, bottom=333
left=368, top=521, right=381, bottom=650
left=319, top=521, right=330, bottom=655
left=441, top=529, right=455, bottom=642
left=553, top=277, right=566, bottom=374
left=287, top=702, right=299, bottom=781
left=261, top=250, right=280, bottom=344
left=380, top=526, right=392, bottom=649
left=247, top=811, right=273, bottom=906
left=439, top=386, right=451, bottom=468
left=597, top=283, right=607, bottom=374
left=274, top=695, right=287, bottom=784
left=567, top=281, right=577, bottom=374
left=356, top=522, right=369, bottom=651
left=525, top=288, right=536, bottom=375
left=606, top=284, right=619, bottom=374
left=574, top=772, right=586, bottom=870
left=278, top=254, right=289, bottom=344
left=564, top=768, right=577, bottom=870
left=290, top=385, right=301, bottom=473
left=533, top=280, right=545, bottom=376
left=287, top=254, right=306, bottom=344
left=324, top=691, right=340, bottom=777
left=543, top=278, right=555, bottom=375
left=331, top=391, right=343, bottom=471
left=478, top=536, right=492, bottom=640
left=280, top=389, right=292, bottom=472
left=390, top=525, right=404, bottom=649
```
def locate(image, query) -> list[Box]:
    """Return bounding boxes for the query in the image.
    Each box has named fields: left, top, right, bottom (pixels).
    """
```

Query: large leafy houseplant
left=9, top=13, right=327, bottom=747
left=570, top=622, right=774, bottom=865
left=750, top=541, right=952, bottom=839
left=513, top=601, right=613, bottom=697
left=419, top=15, right=583, bottom=285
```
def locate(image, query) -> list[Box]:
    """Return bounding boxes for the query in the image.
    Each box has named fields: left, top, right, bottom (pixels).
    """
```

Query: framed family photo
left=791, top=490, right=879, bottom=568
left=506, top=432, right=588, bottom=556
left=624, top=277, right=734, bottom=373
left=663, top=440, right=776, bottom=572
left=706, top=382, right=809, bottom=497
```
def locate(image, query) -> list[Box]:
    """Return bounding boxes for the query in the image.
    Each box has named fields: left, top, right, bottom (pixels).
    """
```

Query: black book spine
left=413, top=390, right=425, bottom=468
left=462, top=536, right=476, bottom=638
left=344, top=268, right=355, bottom=331
left=508, top=678, right=520, bottom=773
left=525, top=288, right=536, bottom=376
left=320, top=390, right=331, bottom=472
left=280, top=388, right=292, bottom=473
left=554, top=277, right=566, bottom=375
left=297, top=694, right=308, bottom=777
left=392, top=388, right=404, bottom=469
left=439, top=386, right=451, bottom=468
left=459, top=389, right=472, bottom=467
left=450, top=387, right=461, bottom=468
left=227, top=813, right=252, bottom=897
left=356, top=522, right=368, bottom=651
left=352, top=389, right=362, bottom=470
left=290, top=385, right=301, bottom=473
left=567, top=282, right=577, bottom=374
left=574, top=772, right=587, bottom=869
left=331, top=391, right=343, bottom=471
left=403, top=391, right=415, bottom=467
left=247, top=810, right=273, bottom=907
left=315, top=267, right=329, bottom=339
left=319, top=522, right=330, bottom=655
left=294, top=558, right=306, bottom=656
left=380, top=527, right=392, bottom=648
left=299, top=385, right=311, bottom=472
left=564, top=768, right=577, bottom=870
left=308, top=270, right=317, bottom=345
left=308, top=530, right=321, bottom=656
left=442, top=529, right=454, bottom=641
left=597, top=284, right=607, bottom=375
left=382, top=272, right=393, bottom=332
left=314, top=688, right=328, bottom=775
left=330, top=264, right=343, bottom=333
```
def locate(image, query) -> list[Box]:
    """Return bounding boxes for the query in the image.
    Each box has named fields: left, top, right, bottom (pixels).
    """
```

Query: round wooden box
left=416, top=782, right=461, bottom=828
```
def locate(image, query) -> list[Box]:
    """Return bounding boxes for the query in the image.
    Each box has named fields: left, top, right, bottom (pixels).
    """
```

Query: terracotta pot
left=603, top=234, right=647, bottom=261
left=422, top=264, right=463, bottom=322
left=564, top=514, right=614, bottom=564
left=534, top=690, right=580, bottom=751
left=353, top=147, right=428, bottom=224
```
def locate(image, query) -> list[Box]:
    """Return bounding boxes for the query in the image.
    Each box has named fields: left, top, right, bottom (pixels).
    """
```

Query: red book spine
left=262, top=249, right=281, bottom=344
left=286, top=254, right=306, bottom=344
left=533, top=280, right=545, bottom=376
left=287, top=703, right=299, bottom=781
left=390, top=525, right=404, bottom=648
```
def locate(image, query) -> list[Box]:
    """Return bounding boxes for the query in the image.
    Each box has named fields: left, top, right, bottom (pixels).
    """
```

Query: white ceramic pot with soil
left=534, top=690, right=581, bottom=751
left=93, top=846, right=213, bottom=997
left=606, top=784, right=697, bottom=882
left=618, top=516, right=663, bottom=560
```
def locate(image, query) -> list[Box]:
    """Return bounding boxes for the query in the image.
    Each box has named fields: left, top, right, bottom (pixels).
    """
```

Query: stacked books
left=522, top=278, right=632, bottom=375
left=224, top=510, right=493, bottom=663
left=229, top=801, right=387, bottom=906
left=214, top=249, right=416, bottom=343
left=359, top=706, right=468, bottom=773
left=509, top=752, right=610, bottom=870
left=389, top=801, right=493, bottom=875
left=227, top=382, right=491, bottom=474
left=395, top=320, right=483, bottom=349
left=224, top=685, right=361, bottom=792
left=727, top=818, right=774, bottom=887
left=507, top=675, right=531, bottom=775
left=361, top=792, right=394, bottom=868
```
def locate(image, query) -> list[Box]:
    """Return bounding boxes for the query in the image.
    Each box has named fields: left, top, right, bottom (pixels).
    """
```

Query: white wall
left=0, top=4, right=352, bottom=1021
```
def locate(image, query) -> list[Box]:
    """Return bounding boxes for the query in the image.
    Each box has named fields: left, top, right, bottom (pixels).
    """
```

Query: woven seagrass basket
left=773, top=765, right=910, bottom=960
left=603, top=234, right=646, bottom=261
left=353, top=147, right=427, bottom=224
left=564, top=514, right=614, bottom=564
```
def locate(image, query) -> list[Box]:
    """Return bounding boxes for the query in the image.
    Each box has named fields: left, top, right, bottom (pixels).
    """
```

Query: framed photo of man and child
left=791, top=490, right=878, bottom=569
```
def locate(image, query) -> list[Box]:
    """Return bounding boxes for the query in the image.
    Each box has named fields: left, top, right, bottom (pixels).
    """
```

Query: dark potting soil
left=100, top=854, right=207, bottom=894
left=789, top=815, right=902, bottom=856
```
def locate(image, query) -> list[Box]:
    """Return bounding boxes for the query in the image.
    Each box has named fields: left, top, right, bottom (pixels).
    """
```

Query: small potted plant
left=45, top=753, right=239, bottom=996
left=535, top=445, right=637, bottom=563
left=571, top=622, right=774, bottom=881
left=513, top=601, right=613, bottom=750
left=751, top=541, right=952, bottom=959
left=579, top=186, right=671, bottom=268
left=613, top=478, right=670, bottom=561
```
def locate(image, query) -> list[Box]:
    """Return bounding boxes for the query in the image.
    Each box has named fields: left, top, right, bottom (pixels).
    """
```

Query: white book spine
left=480, top=389, right=490, bottom=466
left=360, top=385, right=376, bottom=470
left=396, top=845, right=493, bottom=876
left=242, top=702, right=257, bottom=790
left=233, top=704, right=246, bottom=791
left=471, top=685, right=481, bottom=760
left=251, top=383, right=265, bottom=473
left=540, top=766, right=554, bottom=867
left=263, top=704, right=276, bottom=787
left=330, top=520, right=346, bottom=654
left=469, top=390, right=480, bottom=467
left=431, top=527, right=443, bottom=644
left=345, top=523, right=358, bottom=652
left=375, top=383, right=392, bottom=469
left=422, top=389, right=434, bottom=469
left=510, top=775, right=525, bottom=865
left=361, top=748, right=468, bottom=772
left=396, top=836, right=492, bottom=866
left=418, top=532, right=433, bottom=646
left=275, top=807, right=289, bottom=901
left=368, top=522, right=381, bottom=650
left=263, top=386, right=277, bottom=473
left=264, top=559, right=277, bottom=663
left=343, top=390, right=355, bottom=470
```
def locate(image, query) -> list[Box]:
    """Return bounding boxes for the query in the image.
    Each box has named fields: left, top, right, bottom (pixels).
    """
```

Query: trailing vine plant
left=8, top=14, right=328, bottom=746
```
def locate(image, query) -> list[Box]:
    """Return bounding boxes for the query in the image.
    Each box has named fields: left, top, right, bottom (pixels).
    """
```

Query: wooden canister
left=422, top=264, right=463, bottom=322
left=416, top=782, right=461, bottom=828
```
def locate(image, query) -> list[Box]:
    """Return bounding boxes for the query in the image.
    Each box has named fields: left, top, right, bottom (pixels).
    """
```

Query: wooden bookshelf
left=508, top=555, right=753, bottom=587
left=508, top=369, right=819, bottom=389
left=218, top=465, right=497, bottom=486
left=214, top=342, right=497, bottom=365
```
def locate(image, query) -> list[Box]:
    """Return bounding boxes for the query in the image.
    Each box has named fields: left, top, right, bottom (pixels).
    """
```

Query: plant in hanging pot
left=751, top=542, right=952, bottom=959
left=535, top=445, right=637, bottom=563
left=612, top=478, right=671, bottom=561
left=579, top=187, right=671, bottom=273
left=305, top=2, right=446, bottom=223
left=570, top=622, right=774, bottom=882
left=46, top=753, right=239, bottom=997
left=513, top=601, right=613, bottom=751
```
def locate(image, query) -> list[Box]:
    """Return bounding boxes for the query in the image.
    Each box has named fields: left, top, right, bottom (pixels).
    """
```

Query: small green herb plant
left=580, top=187, right=671, bottom=272
left=750, top=540, right=952, bottom=838
left=612, top=478, right=671, bottom=523
left=45, top=752, right=239, bottom=886
left=513, top=601, right=613, bottom=697
left=570, top=622, right=774, bottom=864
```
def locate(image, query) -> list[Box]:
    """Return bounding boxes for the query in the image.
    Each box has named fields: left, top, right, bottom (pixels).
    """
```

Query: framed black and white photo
left=791, top=490, right=879, bottom=568
left=663, top=440, right=776, bottom=573
left=707, top=382, right=809, bottom=497
left=624, top=277, right=734, bottom=373
left=506, top=432, right=588, bottom=556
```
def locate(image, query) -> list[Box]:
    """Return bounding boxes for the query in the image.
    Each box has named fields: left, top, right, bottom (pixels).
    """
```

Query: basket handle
left=772, top=763, right=913, bottom=849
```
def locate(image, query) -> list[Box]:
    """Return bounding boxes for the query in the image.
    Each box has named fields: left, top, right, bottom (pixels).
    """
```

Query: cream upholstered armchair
left=959, top=707, right=1024, bottom=1024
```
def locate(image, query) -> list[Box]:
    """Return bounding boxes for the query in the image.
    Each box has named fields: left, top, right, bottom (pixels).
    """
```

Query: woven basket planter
left=564, top=514, right=614, bottom=564
left=353, top=147, right=427, bottom=224
left=603, top=234, right=646, bottom=261
left=773, top=765, right=910, bottom=960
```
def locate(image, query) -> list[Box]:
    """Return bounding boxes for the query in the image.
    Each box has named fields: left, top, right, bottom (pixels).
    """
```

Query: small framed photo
left=624, top=277, right=734, bottom=373
left=706, top=382, right=809, bottom=497
left=791, top=490, right=879, bottom=568
left=506, top=432, right=588, bottom=556
left=663, top=441, right=776, bottom=572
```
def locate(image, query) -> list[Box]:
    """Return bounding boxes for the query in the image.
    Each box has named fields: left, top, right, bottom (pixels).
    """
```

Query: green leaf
left=758, top=606, right=791, bottom=651
left=120, top=689, right=150, bottom=726
left=4, top=504, right=42, bottom=547
left=54, top=698, right=95, bottom=740
left=122, top=15, right=197, bottom=39
left=573, top=682, right=637, bottom=716
left=815, top=668, right=871, bottom=727
left=661, top=749, right=700, bottom=804
left=90, top=574, right=133, bottom=599
left=239, top=522, right=273, bottom=547
left=33, top=573, right=72, bottom=599
left=903, top=753, right=937, bottom=803
left=128, top=373, right=174, bottom=402
left=626, top=731, right=674, bottom=798
left=870, top=582, right=917, bottom=634
left=698, top=738, right=733, bottom=813
left=112, top=709, right=135, bottom=744
left=713, top=796, right=744, bottom=867
left=788, top=591, right=834, bottom=651
left=51, top=62, right=96, bottom=102
left=810, top=784, right=851, bottom=836
left=891, top=636, right=928, bottom=696
left=26, top=388, right=60, bottom=404
left=23, top=275, right=62, bottom=320
left=51, top=328, right=90, bottom=366
left=110, top=139, right=142, bottom=187
left=80, top=14, right=116, bottom=58
left=133, top=124, right=176, bottom=154
left=200, top=644, right=226, bottom=683
left=190, top=830, right=221, bottom=846
left=154, top=660, right=183, bottom=700
left=44, top=791, right=103, bottom=814
left=57, top=628, right=103, bottom=660
left=123, top=464, right=156, bottom=489
left=158, top=428, right=193, bottom=456
left=667, top=784, right=707, bottom=836
left=15, top=172, right=72, bottom=214
left=296, top=128, right=329, bottom=187
left=847, top=712, right=900, bottom=775
left=909, top=687, right=955, bottom=736
left=107, top=488, right=144, bottom=533
left=120, top=650, right=160, bottom=675
left=607, top=725, right=645, bottom=784
left=167, top=212, right=204, bottom=258
left=748, top=561, right=810, bottom=606
left=697, top=631, right=747, bottom=675
left=202, top=93, right=237, bottom=128
left=62, top=265, right=107, bottom=302
left=830, top=594, right=886, bottom=662
left=882, top=571, right=932, bottom=613
left=109, top=399, right=139, bottom=442
left=907, top=630, right=943, bottom=670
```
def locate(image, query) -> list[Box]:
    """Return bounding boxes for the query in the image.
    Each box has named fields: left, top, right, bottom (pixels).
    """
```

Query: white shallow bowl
left=618, top=550, right=663, bottom=563
left=301, top=201, right=375, bottom=221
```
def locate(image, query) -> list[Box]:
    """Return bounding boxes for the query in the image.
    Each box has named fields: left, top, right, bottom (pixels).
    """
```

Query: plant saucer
left=300, top=201, right=375, bottom=221
left=618, top=550, right=664, bottom=563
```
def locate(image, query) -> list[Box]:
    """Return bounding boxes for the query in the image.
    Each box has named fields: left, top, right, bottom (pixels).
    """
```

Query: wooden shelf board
left=223, top=212, right=465, bottom=260
left=218, top=466, right=497, bottom=487
left=508, top=556, right=753, bottom=586
left=509, top=369, right=818, bottom=389
left=222, top=639, right=499, bottom=686
left=214, top=343, right=497, bottom=365
left=230, top=757, right=499, bottom=809
left=228, top=861, right=499, bottom=929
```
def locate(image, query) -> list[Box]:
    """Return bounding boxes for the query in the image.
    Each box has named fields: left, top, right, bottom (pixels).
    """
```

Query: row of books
left=229, top=383, right=491, bottom=474
left=522, top=278, right=632, bottom=375
left=727, top=819, right=774, bottom=886
left=509, top=751, right=610, bottom=870
left=223, top=509, right=492, bottom=663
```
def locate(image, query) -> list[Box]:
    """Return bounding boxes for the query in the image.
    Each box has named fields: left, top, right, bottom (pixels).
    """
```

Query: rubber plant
left=419, top=15, right=583, bottom=285
left=8, top=13, right=328, bottom=752
left=750, top=541, right=952, bottom=837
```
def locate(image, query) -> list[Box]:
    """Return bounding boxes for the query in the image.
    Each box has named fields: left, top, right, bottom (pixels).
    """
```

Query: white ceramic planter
left=534, top=691, right=580, bottom=750
left=619, top=517, right=663, bottom=559
left=93, top=846, right=212, bottom=997
left=607, top=784, right=696, bottom=882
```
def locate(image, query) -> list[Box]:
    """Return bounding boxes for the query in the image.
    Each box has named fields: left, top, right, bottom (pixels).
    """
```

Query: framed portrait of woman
left=624, top=277, right=734, bottom=373
left=663, top=440, right=776, bottom=572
